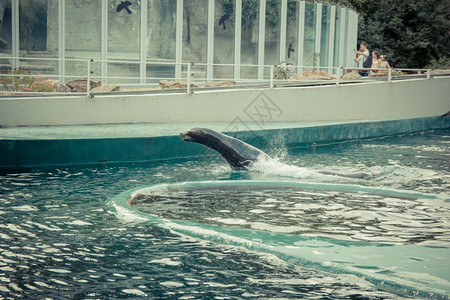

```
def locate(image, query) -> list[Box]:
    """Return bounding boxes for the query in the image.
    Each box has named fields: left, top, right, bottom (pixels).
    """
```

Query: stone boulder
left=90, top=84, right=120, bottom=93
left=205, top=81, right=236, bottom=87
left=31, top=79, right=71, bottom=92
left=66, top=79, right=101, bottom=92
left=159, top=80, right=197, bottom=89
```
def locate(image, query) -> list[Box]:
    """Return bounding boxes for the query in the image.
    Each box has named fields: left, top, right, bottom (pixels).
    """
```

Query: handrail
left=0, top=56, right=448, bottom=96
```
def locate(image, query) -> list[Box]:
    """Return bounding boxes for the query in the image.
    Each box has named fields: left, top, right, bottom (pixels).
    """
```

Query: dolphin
left=180, top=127, right=268, bottom=170
left=180, top=127, right=371, bottom=179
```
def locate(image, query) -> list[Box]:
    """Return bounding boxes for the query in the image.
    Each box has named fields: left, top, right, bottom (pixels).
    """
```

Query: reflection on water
left=130, top=185, right=450, bottom=246
left=0, top=129, right=449, bottom=298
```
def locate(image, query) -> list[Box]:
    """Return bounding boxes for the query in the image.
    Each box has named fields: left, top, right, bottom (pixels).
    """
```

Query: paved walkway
left=0, top=120, right=371, bottom=140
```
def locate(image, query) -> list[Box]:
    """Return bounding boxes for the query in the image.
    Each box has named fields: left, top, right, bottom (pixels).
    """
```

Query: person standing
left=354, top=42, right=370, bottom=68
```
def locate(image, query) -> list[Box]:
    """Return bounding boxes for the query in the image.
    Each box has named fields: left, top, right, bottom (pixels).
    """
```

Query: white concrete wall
left=0, top=78, right=449, bottom=126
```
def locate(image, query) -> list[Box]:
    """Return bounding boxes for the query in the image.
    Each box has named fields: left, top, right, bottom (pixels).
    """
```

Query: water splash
left=249, top=155, right=315, bottom=179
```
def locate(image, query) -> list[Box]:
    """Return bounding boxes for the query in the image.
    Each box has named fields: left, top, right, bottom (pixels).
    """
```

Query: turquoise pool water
left=0, top=129, right=449, bottom=298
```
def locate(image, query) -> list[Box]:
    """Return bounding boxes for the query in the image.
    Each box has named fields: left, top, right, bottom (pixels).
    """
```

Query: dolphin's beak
left=180, top=132, right=193, bottom=142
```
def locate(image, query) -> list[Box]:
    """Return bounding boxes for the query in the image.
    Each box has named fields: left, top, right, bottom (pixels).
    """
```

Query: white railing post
left=87, top=59, right=91, bottom=98
left=270, top=65, right=274, bottom=89
left=336, top=67, right=340, bottom=86
left=426, top=69, right=431, bottom=79
left=388, top=68, right=392, bottom=83
left=187, top=63, right=191, bottom=94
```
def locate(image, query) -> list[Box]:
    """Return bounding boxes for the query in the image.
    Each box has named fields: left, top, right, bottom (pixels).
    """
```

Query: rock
left=205, top=81, right=236, bottom=87
left=51, top=81, right=71, bottom=93
left=31, top=79, right=71, bottom=92
left=342, top=72, right=362, bottom=80
left=159, top=80, right=197, bottom=89
left=90, top=84, right=120, bottom=93
left=159, top=80, right=176, bottom=89
left=66, top=79, right=101, bottom=92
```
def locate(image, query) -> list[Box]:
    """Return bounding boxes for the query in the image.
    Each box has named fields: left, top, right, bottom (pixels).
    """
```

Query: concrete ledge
left=1, top=116, right=449, bottom=170
left=0, top=78, right=449, bottom=126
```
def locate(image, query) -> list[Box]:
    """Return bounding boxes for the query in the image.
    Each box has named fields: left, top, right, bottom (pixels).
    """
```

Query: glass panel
left=147, top=0, right=177, bottom=83
left=46, top=1, right=58, bottom=54
left=264, top=0, right=280, bottom=67
left=303, top=2, right=315, bottom=68
left=19, top=1, right=48, bottom=54
left=108, top=0, right=141, bottom=84
left=343, top=9, right=349, bottom=68
left=333, top=7, right=340, bottom=67
left=0, top=2, right=12, bottom=63
left=64, top=1, right=101, bottom=82
left=65, top=1, right=101, bottom=58
left=319, top=5, right=330, bottom=67
left=183, top=0, right=208, bottom=81
left=213, top=0, right=235, bottom=80
left=240, top=0, right=259, bottom=79
left=17, top=0, right=58, bottom=84
left=285, top=1, right=298, bottom=65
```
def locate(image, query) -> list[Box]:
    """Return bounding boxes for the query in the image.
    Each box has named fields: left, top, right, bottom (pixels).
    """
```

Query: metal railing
left=0, top=56, right=448, bottom=97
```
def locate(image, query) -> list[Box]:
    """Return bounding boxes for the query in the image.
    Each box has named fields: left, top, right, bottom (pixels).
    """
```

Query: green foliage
left=330, top=0, right=450, bottom=68
left=222, top=0, right=449, bottom=68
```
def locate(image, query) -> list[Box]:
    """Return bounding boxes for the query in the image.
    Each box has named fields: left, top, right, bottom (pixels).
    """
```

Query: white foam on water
left=249, top=156, right=314, bottom=179
left=66, top=220, right=93, bottom=226
left=249, top=209, right=268, bottom=214
left=160, top=281, right=184, bottom=288
left=203, top=282, right=235, bottom=288
left=150, top=258, right=182, bottom=266
left=0, top=224, right=37, bottom=238
left=26, top=221, right=62, bottom=232
left=12, top=205, right=39, bottom=212
left=0, top=285, right=11, bottom=292
left=47, top=268, right=71, bottom=274
left=50, top=279, right=69, bottom=286
left=205, top=217, right=248, bottom=225
left=123, top=289, right=147, bottom=296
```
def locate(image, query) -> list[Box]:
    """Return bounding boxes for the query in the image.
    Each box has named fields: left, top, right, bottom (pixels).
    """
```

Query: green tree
left=333, top=0, right=450, bottom=68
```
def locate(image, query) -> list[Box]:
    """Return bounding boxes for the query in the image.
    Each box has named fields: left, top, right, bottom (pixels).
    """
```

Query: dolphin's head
left=180, top=127, right=264, bottom=170
left=180, top=128, right=216, bottom=144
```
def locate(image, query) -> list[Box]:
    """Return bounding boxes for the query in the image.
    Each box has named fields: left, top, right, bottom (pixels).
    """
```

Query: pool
left=0, top=129, right=449, bottom=298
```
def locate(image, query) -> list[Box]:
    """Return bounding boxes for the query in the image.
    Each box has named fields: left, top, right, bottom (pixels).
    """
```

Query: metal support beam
left=175, top=0, right=183, bottom=81
left=257, top=0, right=266, bottom=80
left=327, top=6, right=336, bottom=70
left=58, top=0, right=66, bottom=82
left=353, top=11, right=359, bottom=59
left=11, top=0, right=19, bottom=69
left=139, top=0, right=148, bottom=84
left=207, top=0, right=214, bottom=81
left=101, top=0, right=108, bottom=84
left=338, top=8, right=346, bottom=68
left=314, top=2, right=322, bottom=68
left=279, top=0, right=287, bottom=62
left=296, top=1, right=305, bottom=73
left=233, top=0, right=242, bottom=80
left=346, top=10, right=353, bottom=68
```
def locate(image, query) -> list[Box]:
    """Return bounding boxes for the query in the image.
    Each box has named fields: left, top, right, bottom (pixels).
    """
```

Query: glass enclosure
left=0, top=0, right=359, bottom=84
left=302, top=2, right=316, bottom=67
left=285, top=1, right=299, bottom=65
left=319, top=5, right=330, bottom=67
left=213, top=0, right=235, bottom=80
left=108, top=0, right=140, bottom=83
left=264, top=0, right=280, bottom=67
left=147, top=0, right=177, bottom=82
left=240, top=0, right=260, bottom=79
left=333, top=7, right=341, bottom=68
